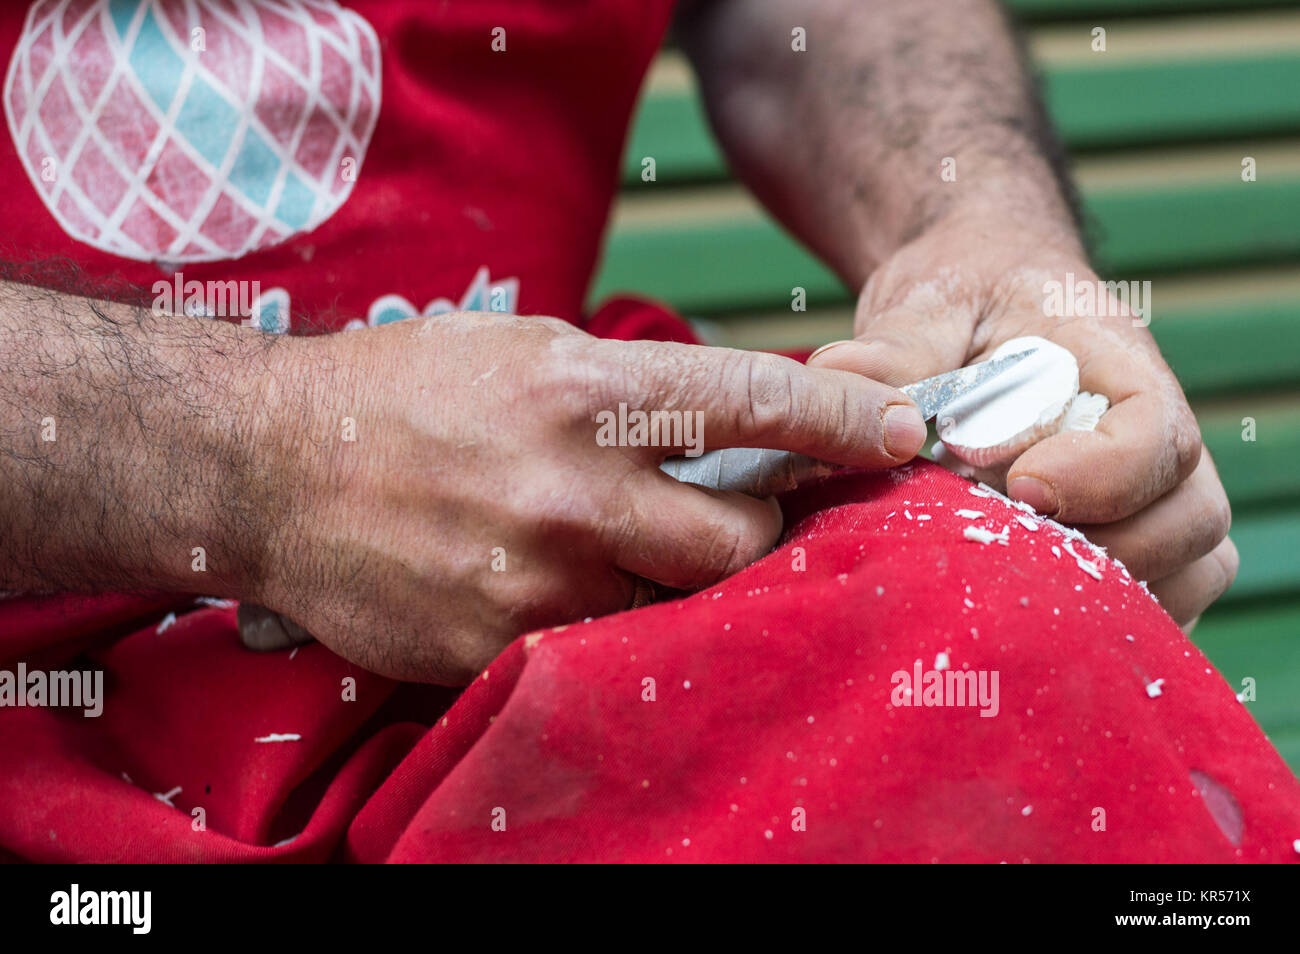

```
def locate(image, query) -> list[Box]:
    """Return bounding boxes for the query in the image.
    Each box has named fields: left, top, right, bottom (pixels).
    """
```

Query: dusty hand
left=247, top=312, right=926, bottom=683
left=807, top=219, right=1236, bottom=628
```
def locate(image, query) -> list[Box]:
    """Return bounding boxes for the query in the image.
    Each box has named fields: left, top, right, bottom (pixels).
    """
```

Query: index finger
left=1006, top=334, right=1201, bottom=523
left=608, top=340, right=928, bottom=467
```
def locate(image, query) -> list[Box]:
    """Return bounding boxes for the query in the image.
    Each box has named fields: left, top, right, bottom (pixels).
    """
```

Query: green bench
left=591, top=2, right=1300, bottom=771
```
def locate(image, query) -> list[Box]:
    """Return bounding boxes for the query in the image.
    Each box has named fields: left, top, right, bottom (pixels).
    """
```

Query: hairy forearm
left=678, top=0, right=1084, bottom=288
left=0, top=282, right=295, bottom=598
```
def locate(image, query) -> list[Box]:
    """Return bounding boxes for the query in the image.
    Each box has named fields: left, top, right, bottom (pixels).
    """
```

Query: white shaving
left=195, top=597, right=235, bottom=609
left=955, top=509, right=986, bottom=519
left=1063, top=540, right=1103, bottom=581
left=1015, top=514, right=1039, bottom=531
left=963, top=526, right=1009, bottom=546
left=254, top=733, right=302, bottom=743
left=1145, top=679, right=1165, bottom=699
left=1063, top=390, right=1110, bottom=432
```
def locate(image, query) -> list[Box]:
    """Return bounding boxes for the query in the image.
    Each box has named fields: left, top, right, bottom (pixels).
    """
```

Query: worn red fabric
left=1, top=0, right=676, bottom=327
left=3, top=458, right=1300, bottom=862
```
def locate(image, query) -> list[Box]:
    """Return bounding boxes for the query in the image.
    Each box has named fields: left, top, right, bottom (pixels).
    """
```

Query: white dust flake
left=955, top=509, right=986, bottom=519
left=156, top=612, right=177, bottom=634
left=904, top=509, right=913, bottom=520
left=1292, top=839, right=1300, bottom=854
left=917, top=514, right=932, bottom=522
left=963, top=525, right=1009, bottom=546
left=963, top=598, right=975, bottom=609
left=1015, top=514, right=1040, bottom=532
left=1021, top=805, right=1033, bottom=817
left=1063, top=541, right=1103, bottom=581
left=153, top=786, right=181, bottom=807
left=935, top=652, right=950, bottom=671
left=255, top=733, right=302, bottom=743
left=1051, top=546, right=1061, bottom=558
left=1145, top=679, right=1165, bottom=699
left=1125, top=634, right=1135, bottom=642
left=195, top=597, right=235, bottom=609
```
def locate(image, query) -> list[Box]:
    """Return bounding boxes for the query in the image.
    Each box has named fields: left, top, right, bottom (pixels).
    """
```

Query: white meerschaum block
left=938, top=335, right=1106, bottom=469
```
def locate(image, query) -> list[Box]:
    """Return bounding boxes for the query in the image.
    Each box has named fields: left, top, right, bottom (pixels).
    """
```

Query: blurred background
left=591, top=0, right=1300, bottom=772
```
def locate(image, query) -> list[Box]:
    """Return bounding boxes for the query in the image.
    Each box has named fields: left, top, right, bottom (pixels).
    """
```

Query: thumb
left=806, top=304, right=970, bottom=387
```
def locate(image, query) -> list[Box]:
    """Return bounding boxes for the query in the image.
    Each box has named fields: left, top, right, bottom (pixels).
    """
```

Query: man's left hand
left=807, top=217, right=1237, bottom=628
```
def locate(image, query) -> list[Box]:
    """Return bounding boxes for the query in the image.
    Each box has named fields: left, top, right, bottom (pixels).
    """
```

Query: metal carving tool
left=660, top=348, right=1036, bottom=497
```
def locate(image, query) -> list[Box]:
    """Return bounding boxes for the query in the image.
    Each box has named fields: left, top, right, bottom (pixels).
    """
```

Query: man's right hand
left=250, top=312, right=927, bottom=684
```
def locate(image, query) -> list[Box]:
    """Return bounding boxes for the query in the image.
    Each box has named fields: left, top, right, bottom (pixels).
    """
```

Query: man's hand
left=806, top=219, right=1236, bottom=627
left=243, top=312, right=925, bottom=683
left=0, top=289, right=924, bottom=684
left=679, top=0, right=1235, bottom=626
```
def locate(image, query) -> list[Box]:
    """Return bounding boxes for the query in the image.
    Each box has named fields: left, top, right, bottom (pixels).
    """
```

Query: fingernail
left=1008, top=476, right=1060, bottom=516
left=883, top=403, right=926, bottom=459
left=808, top=339, right=855, bottom=362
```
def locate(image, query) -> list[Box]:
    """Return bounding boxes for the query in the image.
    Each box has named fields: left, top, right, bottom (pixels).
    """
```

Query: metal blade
left=900, top=348, right=1036, bottom=421
left=660, top=347, right=1041, bottom=497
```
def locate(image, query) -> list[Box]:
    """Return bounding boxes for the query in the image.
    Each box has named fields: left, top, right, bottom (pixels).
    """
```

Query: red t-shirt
left=2, top=0, right=679, bottom=332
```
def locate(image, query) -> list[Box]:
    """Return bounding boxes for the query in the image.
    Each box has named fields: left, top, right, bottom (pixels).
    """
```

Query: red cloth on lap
left=3, top=460, right=1298, bottom=862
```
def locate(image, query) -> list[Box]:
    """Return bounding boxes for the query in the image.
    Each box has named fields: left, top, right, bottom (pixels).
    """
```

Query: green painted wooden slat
left=1045, top=56, right=1300, bottom=149
left=591, top=178, right=1300, bottom=312
left=593, top=210, right=836, bottom=313
left=1218, top=507, right=1300, bottom=603
left=1087, top=180, right=1300, bottom=273
left=1006, top=0, right=1296, bottom=19
left=622, top=56, right=1300, bottom=184
left=1192, top=599, right=1300, bottom=730
left=1199, top=403, right=1300, bottom=509
left=623, top=87, right=719, bottom=185
left=1151, top=300, right=1300, bottom=398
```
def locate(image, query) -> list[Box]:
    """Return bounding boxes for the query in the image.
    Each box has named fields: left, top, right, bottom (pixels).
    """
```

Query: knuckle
left=1213, top=538, right=1240, bottom=590
left=690, top=512, right=762, bottom=585
left=1206, top=487, right=1233, bottom=545
left=736, top=352, right=796, bottom=437
left=1170, top=408, right=1203, bottom=479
